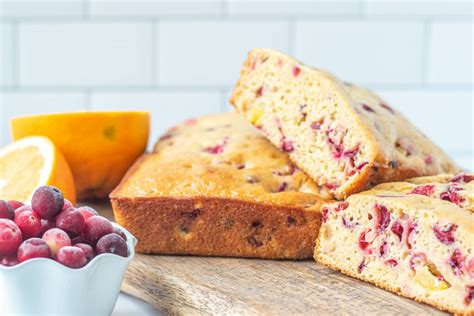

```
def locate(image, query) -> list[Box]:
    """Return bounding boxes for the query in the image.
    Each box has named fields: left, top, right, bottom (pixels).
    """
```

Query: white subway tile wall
left=0, top=0, right=472, bottom=170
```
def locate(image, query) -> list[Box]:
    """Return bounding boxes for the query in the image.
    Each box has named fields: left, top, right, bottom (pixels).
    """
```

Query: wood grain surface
left=90, top=200, right=447, bottom=316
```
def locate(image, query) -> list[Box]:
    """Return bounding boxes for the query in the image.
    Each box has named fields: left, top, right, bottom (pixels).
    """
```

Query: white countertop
left=113, top=292, right=159, bottom=316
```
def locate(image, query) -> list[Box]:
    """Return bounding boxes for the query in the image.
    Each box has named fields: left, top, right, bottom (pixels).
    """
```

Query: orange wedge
left=0, top=136, right=76, bottom=204
left=10, top=112, right=149, bottom=200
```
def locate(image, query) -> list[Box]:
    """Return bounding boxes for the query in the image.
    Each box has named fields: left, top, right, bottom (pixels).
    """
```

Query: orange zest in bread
left=230, top=48, right=459, bottom=199
left=10, top=112, right=149, bottom=200
left=315, top=174, right=474, bottom=315
left=110, top=113, right=331, bottom=259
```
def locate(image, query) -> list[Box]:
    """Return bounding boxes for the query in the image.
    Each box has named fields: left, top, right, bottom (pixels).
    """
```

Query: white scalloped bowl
left=0, top=223, right=137, bottom=316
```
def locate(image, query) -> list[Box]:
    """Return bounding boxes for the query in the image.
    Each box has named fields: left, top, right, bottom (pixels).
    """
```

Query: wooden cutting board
left=94, top=200, right=447, bottom=315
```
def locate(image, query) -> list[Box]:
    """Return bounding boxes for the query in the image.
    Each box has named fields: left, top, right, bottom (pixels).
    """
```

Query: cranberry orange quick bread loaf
left=110, top=113, right=330, bottom=259
left=230, top=48, right=459, bottom=199
left=315, top=175, right=474, bottom=314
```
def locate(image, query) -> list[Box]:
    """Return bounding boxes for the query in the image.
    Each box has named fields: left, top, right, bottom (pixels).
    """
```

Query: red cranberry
left=341, top=216, right=357, bottom=229
left=31, top=185, right=64, bottom=220
left=411, top=185, right=435, bottom=197
left=40, top=219, right=56, bottom=235
left=62, top=199, right=73, bottom=212
left=276, top=182, right=288, bottom=192
left=56, top=246, right=87, bottom=269
left=76, top=206, right=98, bottom=221
left=255, top=86, right=264, bottom=98
left=406, top=220, right=417, bottom=249
left=0, top=200, right=14, bottom=220
left=0, top=219, right=22, bottom=256
left=433, top=222, right=457, bottom=245
left=362, top=104, right=375, bottom=113
left=440, top=186, right=465, bottom=206
left=1, top=255, right=18, bottom=267
left=83, top=216, right=114, bottom=245
left=14, top=210, right=42, bottom=239
left=42, top=228, right=71, bottom=257
left=281, top=139, right=294, bottom=152
left=424, top=155, right=434, bottom=165
left=466, top=286, right=474, bottom=305
left=71, top=235, right=87, bottom=245
left=325, top=127, right=345, bottom=159
left=385, top=259, right=398, bottom=267
left=7, top=200, right=24, bottom=211
left=75, top=243, right=94, bottom=262
left=18, top=238, right=51, bottom=262
left=335, top=202, right=349, bottom=212
left=95, top=233, right=128, bottom=257
left=359, top=229, right=374, bottom=254
left=448, top=249, right=464, bottom=276
left=292, top=66, right=301, bottom=77
left=380, top=102, right=395, bottom=114
left=467, top=257, right=474, bottom=278
left=391, top=220, right=404, bottom=241
left=322, top=208, right=329, bottom=223
left=357, top=258, right=366, bottom=273
left=374, top=204, right=391, bottom=233
left=409, top=252, right=427, bottom=271
left=14, top=205, right=32, bottom=218
left=450, top=173, right=474, bottom=183
left=183, top=118, right=197, bottom=125
left=204, top=137, right=228, bottom=154
left=56, top=209, right=85, bottom=237
left=378, top=241, right=388, bottom=257
left=113, top=227, right=127, bottom=241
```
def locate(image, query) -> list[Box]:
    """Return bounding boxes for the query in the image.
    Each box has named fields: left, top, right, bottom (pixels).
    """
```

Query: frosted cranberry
left=0, top=219, right=22, bottom=256
left=7, top=200, right=24, bottom=211
left=83, top=216, right=113, bottom=245
left=440, top=186, right=465, bottom=206
left=359, top=229, right=374, bottom=254
left=450, top=173, right=474, bottom=183
left=14, top=205, right=32, bottom=218
left=385, top=259, right=398, bottom=267
left=74, top=243, right=94, bottom=262
left=409, top=253, right=427, bottom=271
left=0, top=200, right=14, bottom=220
left=292, top=66, right=301, bottom=77
left=62, top=199, right=73, bottom=212
left=56, top=209, right=85, bottom=237
left=14, top=210, right=42, bottom=239
left=411, top=185, right=435, bottom=197
left=42, top=228, right=71, bottom=257
left=96, top=233, right=128, bottom=257
left=433, top=222, right=457, bottom=245
left=31, top=185, right=64, bottom=220
left=76, top=206, right=98, bottom=221
left=424, top=155, right=434, bottom=165
left=466, top=286, right=474, bottom=305
left=448, top=249, right=464, bottom=276
left=113, top=227, right=127, bottom=241
left=71, top=235, right=86, bottom=245
left=391, top=220, right=404, bottom=241
left=281, top=139, right=294, bottom=153
left=56, top=246, right=87, bottom=269
left=18, top=238, right=51, bottom=262
left=374, top=204, right=391, bottom=233
left=41, top=219, right=56, bottom=235
left=362, top=104, right=375, bottom=113
left=1, top=255, right=18, bottom=267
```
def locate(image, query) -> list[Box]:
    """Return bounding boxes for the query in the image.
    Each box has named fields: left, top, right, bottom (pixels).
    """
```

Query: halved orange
left=10, top=112, right=149, bottom=200
left=0, top=136, right=76, bottom=203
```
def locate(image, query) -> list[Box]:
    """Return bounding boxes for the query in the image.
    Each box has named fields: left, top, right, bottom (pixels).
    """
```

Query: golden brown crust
left=110, top=113, right=329, bottom=259
left=112, top=196, right=321, bottom=259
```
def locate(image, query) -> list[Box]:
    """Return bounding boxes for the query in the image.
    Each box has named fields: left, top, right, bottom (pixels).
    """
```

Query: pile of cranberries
left=0, top=186, right=128, bottom=269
